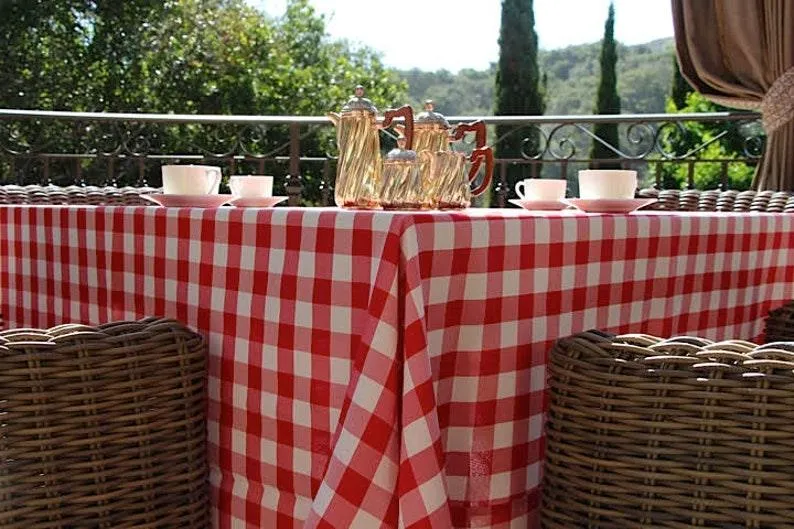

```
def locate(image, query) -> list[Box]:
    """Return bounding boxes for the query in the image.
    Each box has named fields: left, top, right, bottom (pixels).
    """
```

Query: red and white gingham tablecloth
left=1, top=206, right=793, bottom=528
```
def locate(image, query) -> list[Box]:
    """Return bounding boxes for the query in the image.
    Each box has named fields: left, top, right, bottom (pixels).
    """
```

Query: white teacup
left=515, top=178, right=567, bottom=201
left=578, top=170, right=637, bottom=199
left=162, top=165, right=222, bottom=195
left=229, top=175, right=274, bottom=198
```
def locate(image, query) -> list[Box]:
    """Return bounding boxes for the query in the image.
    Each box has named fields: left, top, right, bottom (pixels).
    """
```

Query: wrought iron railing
left=0, top=108, right=764, bottom=207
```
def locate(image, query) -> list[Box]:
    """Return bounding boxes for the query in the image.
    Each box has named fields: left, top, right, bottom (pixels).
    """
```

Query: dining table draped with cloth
left=2, top=205, right=794, bottom=527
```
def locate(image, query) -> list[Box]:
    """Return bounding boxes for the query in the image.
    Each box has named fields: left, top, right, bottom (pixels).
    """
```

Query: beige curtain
left=672, top=0, right=794, bottom=190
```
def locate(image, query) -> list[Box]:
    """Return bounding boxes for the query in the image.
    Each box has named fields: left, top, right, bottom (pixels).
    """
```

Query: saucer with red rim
left=562, top=198, right=657, bottom=213
left=509, top=198, right=568, bottom=211
left=229, top=196, right=288, bottom=208
left=142, top=194, right=233, bottom=208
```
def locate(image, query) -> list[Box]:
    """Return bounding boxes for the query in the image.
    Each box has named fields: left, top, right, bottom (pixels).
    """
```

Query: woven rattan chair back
left=0, top=184, right=160, bottom=206
left=543, top=330, right=794, bottom=528
left=766, top=301, right=794, bottom=342
left=638, top=188, right=794, bottom=212
left=0, top=317, right=208, bottom=528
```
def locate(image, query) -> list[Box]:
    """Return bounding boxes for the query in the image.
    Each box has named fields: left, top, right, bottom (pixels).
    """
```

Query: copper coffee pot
left=328, top=86, right=414, bottom=209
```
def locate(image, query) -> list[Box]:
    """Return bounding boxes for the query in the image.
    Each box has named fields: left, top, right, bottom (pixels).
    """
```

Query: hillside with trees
left=399, top=38, right=675, bottom=116
left=399, top=33, right=760, bottom=192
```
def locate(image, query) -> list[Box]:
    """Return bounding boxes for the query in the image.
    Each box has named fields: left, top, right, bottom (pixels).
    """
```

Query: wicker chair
left=543, top=330, right=794, bottom=528
left=638, top=188, right=794, bottom=212
left=0, top=184, right=161, bottom=206
left=0, top=317, right=208, bottom=528
left=766, top=301, right=794, bottom=342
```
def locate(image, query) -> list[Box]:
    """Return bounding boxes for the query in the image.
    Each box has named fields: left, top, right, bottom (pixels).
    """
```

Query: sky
left=251, top=0, right=674, bottom=72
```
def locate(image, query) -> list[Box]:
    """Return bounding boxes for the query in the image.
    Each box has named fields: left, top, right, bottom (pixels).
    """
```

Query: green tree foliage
left=590, top=3, right=621, bottom=168
left=400, top=39, right=675, bottom=118
left=140, top=0, right=404, bottom=115
left=0, top=1, right=96, bottom=110
left=494, top=0, right=546, bottom=196
left=0, top=0, right=406, bottom=197
left=401, top=68, right=494, bottom=116
left=0, top=0, right=405, bottom=113
left=401, top=38, right=676, bottom=186
left=654, top=58, right=757, bottom=190
left=88, top=1, right=168, bottom=111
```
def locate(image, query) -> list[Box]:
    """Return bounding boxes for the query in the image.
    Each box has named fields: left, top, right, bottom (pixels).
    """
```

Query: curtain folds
left=672, top=0, right=794, bottom=190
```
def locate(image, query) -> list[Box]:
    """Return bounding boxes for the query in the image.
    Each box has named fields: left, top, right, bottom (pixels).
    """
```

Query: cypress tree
left=494, top=0, right=545, bottom=201
left=670, top=55, right=692, bottom=111
left=590, top=2, right=621, bottom=169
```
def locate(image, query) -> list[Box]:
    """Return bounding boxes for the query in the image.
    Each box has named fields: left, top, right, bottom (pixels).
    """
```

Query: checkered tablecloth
left=2, top=206, right=793, bottom=528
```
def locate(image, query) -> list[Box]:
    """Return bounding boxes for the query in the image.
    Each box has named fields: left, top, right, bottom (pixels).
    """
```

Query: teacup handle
left=206, top=168, right=222, bottom=195
left=469, top=147, right=494, bottom=197
left=515, top=180, right=526, bottom=199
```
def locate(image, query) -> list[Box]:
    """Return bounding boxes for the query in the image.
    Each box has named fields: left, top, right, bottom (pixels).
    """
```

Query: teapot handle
left=468, top=146, right=494, bottom=196
left=382, top=105, right=415, bottom=150
left=452, top=120, right=487, bottom=148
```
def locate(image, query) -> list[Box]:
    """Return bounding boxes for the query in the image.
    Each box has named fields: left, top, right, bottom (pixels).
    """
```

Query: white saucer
left=563, top=198, right=657, bottom=214
left=509, top=198, right=568, bottom=211
left=229, top=196, right=288, bottom=208
left=142, top=194, right=233, bottom=208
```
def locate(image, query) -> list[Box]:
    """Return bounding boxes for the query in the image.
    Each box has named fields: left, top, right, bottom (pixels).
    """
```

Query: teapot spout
left=327, top=112, right=341, bottom=127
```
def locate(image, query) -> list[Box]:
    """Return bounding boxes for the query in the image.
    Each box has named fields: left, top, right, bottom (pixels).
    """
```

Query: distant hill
left=398, top=38, right=675, bottom=116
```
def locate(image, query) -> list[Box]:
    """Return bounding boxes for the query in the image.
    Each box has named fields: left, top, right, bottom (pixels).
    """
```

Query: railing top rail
left=448, top=112, right=760, bottom=125
left=0, top=108, right=761, bottom=125
left=0, top=109, right=328, bottom=124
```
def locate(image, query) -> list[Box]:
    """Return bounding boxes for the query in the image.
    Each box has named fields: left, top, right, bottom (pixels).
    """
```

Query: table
left=2, top=206, right=793, bottom=528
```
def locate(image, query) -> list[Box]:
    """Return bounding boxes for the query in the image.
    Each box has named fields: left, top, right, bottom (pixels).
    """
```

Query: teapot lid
left=341, top=85, right=378, bottom=114
left=386, top=136, right=417, bottom=161
left=415, top=100, right=450, bottom=127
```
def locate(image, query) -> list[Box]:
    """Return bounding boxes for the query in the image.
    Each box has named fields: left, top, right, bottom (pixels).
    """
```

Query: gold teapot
left=412, top=100, right=494, bottom=201
left=328, top=86, right=414, bottom=209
